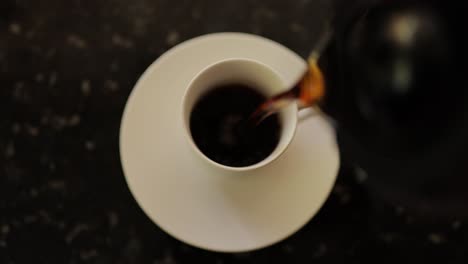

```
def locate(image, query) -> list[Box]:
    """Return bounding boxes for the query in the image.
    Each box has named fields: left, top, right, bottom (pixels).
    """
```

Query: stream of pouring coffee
left=250, top=29, right=331, bottom=124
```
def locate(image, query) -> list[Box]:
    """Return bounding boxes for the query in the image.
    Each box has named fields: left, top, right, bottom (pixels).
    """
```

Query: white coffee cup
left=182, top=58, right=298, bottom=172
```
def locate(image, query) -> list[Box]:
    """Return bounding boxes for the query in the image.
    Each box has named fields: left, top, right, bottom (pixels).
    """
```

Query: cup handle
left=298, top=105, right=335, bottom=127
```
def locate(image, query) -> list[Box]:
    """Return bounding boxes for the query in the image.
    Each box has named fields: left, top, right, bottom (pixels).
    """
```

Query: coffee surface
left=190, top=84, right=281, bottom=167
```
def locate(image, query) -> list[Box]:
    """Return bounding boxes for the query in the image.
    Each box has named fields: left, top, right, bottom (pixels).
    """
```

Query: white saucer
left=120, top=33, right=339, bottom=252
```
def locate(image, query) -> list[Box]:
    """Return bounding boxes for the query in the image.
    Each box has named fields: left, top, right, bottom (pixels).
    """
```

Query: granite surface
left=0, top=0, right=467, bottom=263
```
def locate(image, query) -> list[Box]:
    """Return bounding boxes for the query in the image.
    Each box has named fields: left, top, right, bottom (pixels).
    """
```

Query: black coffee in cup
left=189, top=84, right=281, bottom=167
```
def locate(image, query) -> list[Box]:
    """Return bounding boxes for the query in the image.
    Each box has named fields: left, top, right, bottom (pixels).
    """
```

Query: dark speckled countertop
left=1, top=0, right=467, bottom=263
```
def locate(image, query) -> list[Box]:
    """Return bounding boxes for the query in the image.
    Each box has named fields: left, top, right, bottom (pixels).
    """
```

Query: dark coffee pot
left=320, top=0, right=468, bottom=218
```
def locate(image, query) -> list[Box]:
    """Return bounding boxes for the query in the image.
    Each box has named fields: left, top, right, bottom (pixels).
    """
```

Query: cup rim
left=181, top=58, right=298, bottom=172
